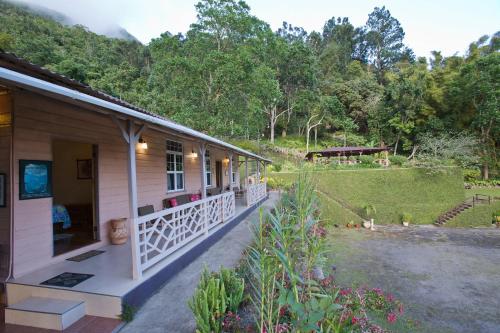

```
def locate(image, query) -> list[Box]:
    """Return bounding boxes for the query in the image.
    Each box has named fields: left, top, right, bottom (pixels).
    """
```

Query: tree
left=456, top=53, right=499, bottom=179
left=365, top=6, right=408, bottom=84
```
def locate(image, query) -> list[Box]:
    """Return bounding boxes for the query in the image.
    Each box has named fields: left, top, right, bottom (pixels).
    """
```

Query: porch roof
left=0, top=51, right=271, bottom=163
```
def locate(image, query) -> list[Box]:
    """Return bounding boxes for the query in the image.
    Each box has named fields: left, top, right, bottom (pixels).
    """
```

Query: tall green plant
left=188, top=268, right=227, bottom=333
left=219, top=266, right=245, bottom=313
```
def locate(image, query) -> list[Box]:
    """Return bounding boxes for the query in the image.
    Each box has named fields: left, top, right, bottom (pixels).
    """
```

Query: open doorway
left=52, top=140, right=98, bottom=256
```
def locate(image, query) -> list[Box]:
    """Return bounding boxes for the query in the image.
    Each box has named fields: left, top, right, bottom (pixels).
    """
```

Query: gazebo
left=305, top=146, right=390, bottom=165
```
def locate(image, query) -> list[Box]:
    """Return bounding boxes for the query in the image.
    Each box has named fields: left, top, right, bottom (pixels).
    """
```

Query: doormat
left=66, top=250, right=105, bottom=262
left=40, top=272, right=94, bottom=288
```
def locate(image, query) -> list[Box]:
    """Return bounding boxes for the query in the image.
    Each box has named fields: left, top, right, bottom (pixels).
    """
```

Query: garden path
left=119, top=192, right=279, bottom=333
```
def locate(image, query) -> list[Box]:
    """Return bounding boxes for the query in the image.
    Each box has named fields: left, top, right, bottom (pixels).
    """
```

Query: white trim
left=0, top=67, right=271, bottom=163
left=166, top=139, right=185, bottom=192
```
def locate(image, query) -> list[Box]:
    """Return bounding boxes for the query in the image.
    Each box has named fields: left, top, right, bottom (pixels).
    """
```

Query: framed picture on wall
left=77, top=159, right=92, bottom=180
left=0, top=173, right=6, bottom=207
left=19, top=160, right=52, bottom=200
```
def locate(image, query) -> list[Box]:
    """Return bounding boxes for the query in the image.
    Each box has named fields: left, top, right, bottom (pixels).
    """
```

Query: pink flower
left=387, top=312, right=397, bottom=324
left=351, top=316, right=359, bottom=325
left=340, top=288, right=352, bottom=296
left=386, top=293, right=395, bottom=302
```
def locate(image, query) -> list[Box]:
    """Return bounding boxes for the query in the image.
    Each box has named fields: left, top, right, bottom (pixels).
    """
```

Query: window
left=166, top=140, right=184, bottom=192
left=205, top=150, right=212, bottom=187
left=231, top=156, right=237, bottom=184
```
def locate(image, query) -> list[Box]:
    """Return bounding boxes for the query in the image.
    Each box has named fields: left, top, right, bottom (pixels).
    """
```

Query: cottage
left=0, top=52, right=270, bottom=330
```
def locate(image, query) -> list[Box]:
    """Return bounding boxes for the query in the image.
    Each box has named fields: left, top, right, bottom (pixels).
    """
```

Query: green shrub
left=401, top=212, right=413, bottom=223
left=388, top=155, right=407, bottom=166
left=189, top=267, right=228, bottom=333
left=219, top=267, right=244, bottom=313
left=358, top=155, right=375, bottom=164
left=463, top=168, right=481, bottom=181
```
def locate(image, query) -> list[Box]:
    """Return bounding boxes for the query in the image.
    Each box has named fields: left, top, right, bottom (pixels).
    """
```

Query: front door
left=52, top=140, right=99, bottom=256
left=216, top=160, right=223, bottom=189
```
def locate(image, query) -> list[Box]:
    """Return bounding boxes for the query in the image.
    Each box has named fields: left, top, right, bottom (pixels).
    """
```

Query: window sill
left=167, top=189, right=185, bottom=194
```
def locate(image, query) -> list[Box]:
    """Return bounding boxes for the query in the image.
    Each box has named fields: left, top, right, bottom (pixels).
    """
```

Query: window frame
left=166, top=140, right=185, bottom=193
left=205, top=150, right=212, bottom=188
left=231, top=156, right=237, bottom=184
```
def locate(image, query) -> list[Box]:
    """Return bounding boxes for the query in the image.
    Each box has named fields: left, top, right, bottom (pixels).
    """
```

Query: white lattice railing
left=135, top=191, right=236, bottom=272
left=247, top=182, right=267, bottom=206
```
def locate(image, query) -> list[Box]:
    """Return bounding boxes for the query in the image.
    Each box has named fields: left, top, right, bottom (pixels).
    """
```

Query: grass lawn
left=446, top=187, right=500, bottom=227
left=271, top=168, right=465, bottom=225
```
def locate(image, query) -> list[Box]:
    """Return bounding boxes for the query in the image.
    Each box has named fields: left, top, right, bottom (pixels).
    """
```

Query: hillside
left=0, top=0, right=497, bottom=177
left=272, top=168, right=466, bottom=225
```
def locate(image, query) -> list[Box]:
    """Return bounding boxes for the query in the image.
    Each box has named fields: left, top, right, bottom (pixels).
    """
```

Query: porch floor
left=7, top=198, right=250, bottom=298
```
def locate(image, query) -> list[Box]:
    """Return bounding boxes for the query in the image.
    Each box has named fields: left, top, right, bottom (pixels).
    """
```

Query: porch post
left=228, top=152, right=233, bottom=191
left=245, top=156, right=249, bottom=206
left=198, top=142, right=207, bottom=199
left=125, top=119, right=146, bottom=280
left=264, top=161, right=267, bottom=183
left=257, top=159, right=260, bottom=183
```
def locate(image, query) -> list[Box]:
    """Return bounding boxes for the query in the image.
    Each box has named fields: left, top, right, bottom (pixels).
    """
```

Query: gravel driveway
left=328, top=225, right=500, bottom=333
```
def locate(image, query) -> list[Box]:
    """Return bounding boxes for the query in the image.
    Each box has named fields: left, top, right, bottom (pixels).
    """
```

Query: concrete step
left=5, top=296, right=85, bottom=330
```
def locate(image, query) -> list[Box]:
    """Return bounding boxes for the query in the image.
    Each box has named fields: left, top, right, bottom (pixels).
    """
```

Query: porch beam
left=245, top=156, right=249, bottom=206
left=110, top=115, right=129, bottom=144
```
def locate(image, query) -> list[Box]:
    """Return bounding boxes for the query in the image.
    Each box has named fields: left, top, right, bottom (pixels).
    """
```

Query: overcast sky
left=10, top=0, right=500, bottom=58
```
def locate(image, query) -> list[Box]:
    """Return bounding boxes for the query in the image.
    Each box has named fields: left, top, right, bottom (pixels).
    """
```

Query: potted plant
left=493, top=210, right=500, bottom=227
left=401, top=212, right=413, bottom=227
left=362, top=204, right=376, bottom=230
left=346, top=221, right=354, bottom=229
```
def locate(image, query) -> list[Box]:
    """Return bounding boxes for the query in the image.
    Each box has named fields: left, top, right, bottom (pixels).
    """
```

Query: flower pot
left=362, top=220, right=371, bottom=229
left=402, top=221, right=410, bottom=227
left=110, top=218, right=128, bottom=245
left=495, top=215, right=500, bottom=223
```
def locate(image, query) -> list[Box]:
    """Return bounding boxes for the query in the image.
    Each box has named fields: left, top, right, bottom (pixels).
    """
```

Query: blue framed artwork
left=19, top=160, right=52, bottom=200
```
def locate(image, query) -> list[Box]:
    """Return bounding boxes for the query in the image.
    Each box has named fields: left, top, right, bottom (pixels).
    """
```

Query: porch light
left=138, top=137, right=148, bottom=150
left=189, top=149, right=198, bottom=158
left=223, top=156, right=230, bottom=164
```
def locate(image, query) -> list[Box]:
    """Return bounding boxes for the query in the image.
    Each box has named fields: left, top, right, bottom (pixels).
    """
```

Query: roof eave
left=0, top=67, right=271, bottom=163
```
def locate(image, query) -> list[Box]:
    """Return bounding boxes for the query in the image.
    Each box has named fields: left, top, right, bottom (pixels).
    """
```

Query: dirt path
left=328, top=225, right=500, bottom=333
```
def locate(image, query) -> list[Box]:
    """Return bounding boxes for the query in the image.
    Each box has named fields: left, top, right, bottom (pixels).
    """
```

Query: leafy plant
left=401, top=212, right=413, bottom=223
left=358, top=155, right=375, bottom=164
left=219, top=267, right=245, bottom=313
left=362, top=203, right=377, bottom=219
left=120, top=303, right=136, bottom=323
left=388, top=155, right=407, bottom=166
left=189, top=267, right=228, bottom=333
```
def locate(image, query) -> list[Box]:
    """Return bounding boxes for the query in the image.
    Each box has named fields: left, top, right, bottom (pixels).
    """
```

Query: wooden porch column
left=257, top=159, right=260, bottom=183
left=198, top=142, right=207, bottom=199
left=112, top=116, right=146, bottom=280
left=263, top=161, right=267, bottom=183
left=245, top=156, right=249, bottom=206
left=228, top=152, right=233, bottom=190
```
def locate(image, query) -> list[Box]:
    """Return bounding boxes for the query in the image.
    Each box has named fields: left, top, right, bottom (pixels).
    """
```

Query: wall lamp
left=138, top=136, right=148, bottom=150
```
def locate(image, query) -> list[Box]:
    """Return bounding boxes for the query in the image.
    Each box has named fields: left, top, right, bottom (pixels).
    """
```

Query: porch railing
left=247, top=182, right=267, bottom=206
left=135, top=191, right=236, bottom=272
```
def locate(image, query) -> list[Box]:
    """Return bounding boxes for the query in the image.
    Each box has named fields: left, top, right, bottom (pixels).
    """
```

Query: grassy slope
left=272, top=168, right=465, bottom=225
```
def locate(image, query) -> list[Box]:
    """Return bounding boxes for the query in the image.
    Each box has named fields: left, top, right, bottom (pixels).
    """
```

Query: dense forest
left=0, top=0, right=498, bottom=178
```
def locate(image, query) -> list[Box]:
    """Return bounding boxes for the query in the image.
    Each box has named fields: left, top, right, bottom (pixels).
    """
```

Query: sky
left=10, top=0, right=500, bottom=58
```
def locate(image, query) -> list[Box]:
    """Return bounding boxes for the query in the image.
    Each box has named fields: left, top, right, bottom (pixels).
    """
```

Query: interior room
left=52, top=140, right=97, bottom=256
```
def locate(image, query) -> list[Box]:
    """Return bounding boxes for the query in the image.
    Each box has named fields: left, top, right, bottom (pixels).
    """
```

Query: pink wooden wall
left=0, top=93, right=12, bottom=278
left=11, top=91, right=241, bottom=277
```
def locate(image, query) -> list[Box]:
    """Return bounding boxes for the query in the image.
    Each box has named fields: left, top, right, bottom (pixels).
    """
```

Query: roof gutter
left=0, top=67, right=271, bottom=163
